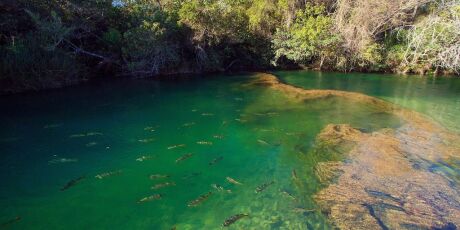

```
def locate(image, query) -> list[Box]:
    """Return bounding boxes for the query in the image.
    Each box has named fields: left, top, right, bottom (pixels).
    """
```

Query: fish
left=136, top=155, right=154, bottom=162
left=138, top=138, right=155, bottom=143
left=60, top=176, right=85, bottom=191
left=175, top=153, right=193, bottom=163
left=187, top=191, right=213, bottom=207
left=292, top=207, right=315, bottom=213
left=95, top=170, right=122, bottom=179
left=291, top=169, right=298, bottom=180
left=257, top=139, right=270, bottom=145
left=44, top=123, right=63, bottom=129
left=255, top=181, right=275, bottom=193
left=196, top=141, right=213, bottom=145
left=182, top=122, right=196, bottom=127
left=285, top=132, right=301, bottom=136
left=209, top=156, right=223, bottom=166
left=70, top=132, right=103, bottom=138
left=167, top=144, right=186, bottom=150
left=150, top=174, right=170, bottom=180
left=211, top=184, right=224, bottom=191
left=1, top=216, right=21, bottom=227
left=85, top=142, right=97, bottom=147
left=144, top=126, right=156, bottom=132
left=213, top=135, right=224, bottom=139
left=201, top=113, right=214, bottom=116
left=182, top=172, right=201, bottom=180
left=226, top=177, right=243, bottom=185
left=138, top=194, right=162, bottom=203
left=86, top=132, right=103, bottom=136
left=48, top=158, right=78, bottom=164
left=152, top=182, right=176, bottom=190
left=280, top=189, right=297, bottom=200
left=222, top=214, right=249, bottom=227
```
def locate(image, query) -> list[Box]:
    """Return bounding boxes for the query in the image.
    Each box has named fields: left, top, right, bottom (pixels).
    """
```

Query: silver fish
left=213, top=135, right=224, bottom=139
left=151, top=182, right=176, bottom=190
left=257, top=139, right=270, bottom=145
left=95, top=170, right=122, bottom=179
left=197, top=141, right=213, bottom=145
left=226, top=177, right=243, bottom=185
left=167, top=144, right=186, bottom=150
left=188, top=191, right=213, bottom=207
left=136, top=155, right=154, bottom=162
left=222, top=214, right=249, bottom=227
left=280, top=189, right=296, bottom=200
left=138, top=138, right=155, bottom=143
left=291, top=169, right=298, bottom=180
left=182, top=122, right=196, bottom=127
left=138, top=194, right=162, bottom=203
left=43, top=123, right=63, bottom=129
left=255, top=181, right=275, bottom=193
left=144, top=126, right=156, bottom=132
left=209, top=156, right=223, bottom=166
left=85, top=142, right=97, bottom=147
left=211, top=184, right=224, bottom=191
left=175, top=153, right=193, bottom=163
left=48, top=158, right=78, bottom=164
left=182, top=172, right=201, bottom=180
left=150, top=174, right=170, bottom=180
left=292, top=207, right=315, bottom=213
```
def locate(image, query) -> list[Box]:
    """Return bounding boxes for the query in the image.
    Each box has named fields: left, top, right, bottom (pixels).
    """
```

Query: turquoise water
left=0, top=72, right=458, bottom=229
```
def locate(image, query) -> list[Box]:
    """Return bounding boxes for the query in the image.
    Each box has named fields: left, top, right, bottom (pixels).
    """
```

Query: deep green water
left=0, top=71, right=459, bottom=229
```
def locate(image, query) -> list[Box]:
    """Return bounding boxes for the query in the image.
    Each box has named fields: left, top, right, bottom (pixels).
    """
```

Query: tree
left=402, top=0, right=460, bottom=74
left=272, top=3, right=338, bottom=69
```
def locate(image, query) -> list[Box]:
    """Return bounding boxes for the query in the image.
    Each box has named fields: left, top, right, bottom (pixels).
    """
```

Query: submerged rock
left=313, top=124, right=460, bottom=229
left=249, top=73, right=460, bottom=229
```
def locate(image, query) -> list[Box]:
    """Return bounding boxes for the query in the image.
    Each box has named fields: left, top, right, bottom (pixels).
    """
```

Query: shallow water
left=276, top=70, right=460, bottom=133
left=0, top=72, right=458, bottom=229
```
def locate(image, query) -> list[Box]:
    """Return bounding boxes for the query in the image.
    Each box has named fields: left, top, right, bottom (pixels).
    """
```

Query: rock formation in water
left=250, top=73, right=460, bottom=229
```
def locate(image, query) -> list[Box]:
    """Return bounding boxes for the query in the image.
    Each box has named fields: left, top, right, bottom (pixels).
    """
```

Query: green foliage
left=122, top=19, right=180, bottom=74
left=1, top=0, right=459, bottom=93
left=247, top=0, right=282, bottom=36
left=0, top=34, right=80, bottom=92
left=103, top=28, right=122, bottom=47
left=179, top=0, right=250, bottom=45
left=272, top=4, right=338, bottom=67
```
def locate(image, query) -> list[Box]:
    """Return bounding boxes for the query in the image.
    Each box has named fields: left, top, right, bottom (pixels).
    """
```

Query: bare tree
left=402, top=0, right=460, bottom=74
left=334, top=0, right=434, bottom=54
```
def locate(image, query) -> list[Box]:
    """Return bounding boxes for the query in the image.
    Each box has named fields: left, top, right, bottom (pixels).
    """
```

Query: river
left=0, top=71, right=459, bottom=229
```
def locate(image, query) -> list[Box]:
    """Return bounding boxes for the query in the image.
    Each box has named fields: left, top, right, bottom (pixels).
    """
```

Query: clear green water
left=276, top=70, right=460, bottom=133
left=0, top=72, right=458, bottom=229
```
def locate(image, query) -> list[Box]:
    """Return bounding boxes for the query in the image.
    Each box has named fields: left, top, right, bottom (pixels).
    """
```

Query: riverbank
left=3, top=66, right=460, bottom=96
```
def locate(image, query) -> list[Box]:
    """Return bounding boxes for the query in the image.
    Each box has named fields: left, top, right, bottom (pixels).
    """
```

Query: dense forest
left=1, top=0, right=459, bottom=93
